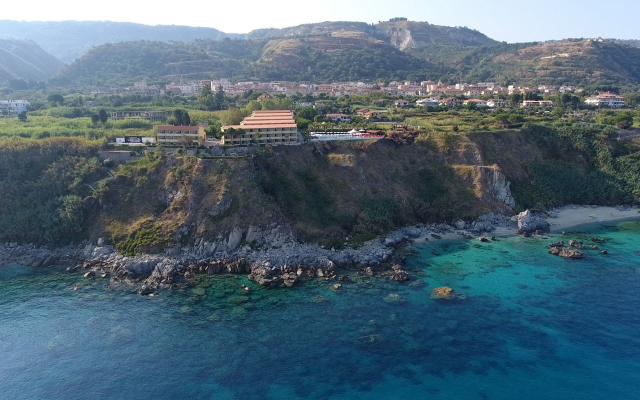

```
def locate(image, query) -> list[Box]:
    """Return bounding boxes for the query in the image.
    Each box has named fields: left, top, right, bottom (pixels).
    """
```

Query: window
left=160, top=130, right=165, bottom=133
left=176, top=130, right=181, bottom=134
left=168, top=130, right=173, bottom=133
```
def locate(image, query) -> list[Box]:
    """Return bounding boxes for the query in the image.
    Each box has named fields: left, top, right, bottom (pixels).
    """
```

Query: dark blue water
left=2, top=221, right=640, bottom=399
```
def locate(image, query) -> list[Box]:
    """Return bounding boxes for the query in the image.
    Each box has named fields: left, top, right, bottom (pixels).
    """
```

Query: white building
left=0, top=100, right=30, bottom=116
left=585, top=93, right=626, bottom=108
left=416, top=98, right=441, bottom=107
left=487, top=99, right=506, bottom=108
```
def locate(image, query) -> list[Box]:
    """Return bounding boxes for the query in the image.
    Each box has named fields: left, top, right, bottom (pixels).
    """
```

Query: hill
left=247, top=34, right=442, bottom=81
left=57, top=39, right=264, bottom=86
left=0, top=39, right=63, bottom=83
left=245, top=20, right=497, bottom=49
left=0, top=20, right=242, bottom=62
left=413, top=40, right=640, bottom=86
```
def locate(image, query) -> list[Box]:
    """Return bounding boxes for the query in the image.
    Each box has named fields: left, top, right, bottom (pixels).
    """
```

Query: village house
left=522, top=100, right=554, bottom=108
left=416, top=98, right=441, bottom=107
left=395, top=100, right=410, bottom=108
left=156, top=125, right=206, bottom=146
left=439, top=97, right=461, bottom=108
left=110, top=111, right=168, bottom=122
left=326, top=113, right=351, bottom=123
left=463, top=99, right=488, bottom=108
left=585, top=93, right=625, bottom=108
left=487, top=99, right=506, bottom=108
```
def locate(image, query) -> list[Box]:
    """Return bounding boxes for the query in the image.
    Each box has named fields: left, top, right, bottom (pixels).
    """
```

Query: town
left=0, top=78, right=637, bottom=152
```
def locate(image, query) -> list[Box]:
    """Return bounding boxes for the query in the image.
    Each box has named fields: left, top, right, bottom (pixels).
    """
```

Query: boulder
left=84, top=271, right=95, bottom=278
left=516, top=210, right=550, bottom=235
left=137, top=285, right=154, bottom=295
left=568, top=240, right=583, bottom=249
left=430, top=286, right=466, bottom=301
left=283, top=273, right=298, bottom=288
left=548, top=247, right=561, bottom=256
left=559, top=248, right=585, bottom=259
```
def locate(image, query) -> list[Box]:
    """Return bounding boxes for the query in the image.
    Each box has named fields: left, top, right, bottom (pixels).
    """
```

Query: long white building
left=585, top=93, right=626, bottom=108
left=0, top=100, right=30, bottom=116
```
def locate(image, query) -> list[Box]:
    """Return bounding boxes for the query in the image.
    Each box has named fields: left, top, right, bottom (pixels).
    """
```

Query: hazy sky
left=3, top=0, right=639, bottom=42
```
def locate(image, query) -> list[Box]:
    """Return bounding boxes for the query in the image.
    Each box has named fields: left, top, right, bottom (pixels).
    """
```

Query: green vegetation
left=0, top=138, right=103, bottom=243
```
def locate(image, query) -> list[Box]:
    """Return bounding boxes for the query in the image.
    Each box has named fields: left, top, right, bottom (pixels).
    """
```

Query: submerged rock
left=430, top=286, right=466, bottom=301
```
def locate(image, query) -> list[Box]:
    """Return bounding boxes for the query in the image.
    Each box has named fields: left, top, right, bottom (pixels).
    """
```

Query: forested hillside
left=0, top=39, right=63, bottom=82
left=57, top=39, right=265, bottom=86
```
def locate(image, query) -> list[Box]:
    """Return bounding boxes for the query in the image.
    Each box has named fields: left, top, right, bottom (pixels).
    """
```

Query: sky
left=2, top=0, right=639, bottom=42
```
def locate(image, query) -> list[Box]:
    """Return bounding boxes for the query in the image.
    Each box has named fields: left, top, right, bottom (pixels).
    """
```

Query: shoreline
left=3, top=205, right=640, bottom=292
left=548, top=205, right=640, bottom=232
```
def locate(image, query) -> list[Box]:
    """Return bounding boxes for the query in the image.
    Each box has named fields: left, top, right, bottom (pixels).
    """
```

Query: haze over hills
left=0, top=20, right=241, bottom=62
left=0, top=39, right=63, bottom=82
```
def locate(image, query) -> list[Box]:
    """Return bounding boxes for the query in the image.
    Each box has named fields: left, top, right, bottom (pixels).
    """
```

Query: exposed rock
left=137, top=285, right=154, bottom=295
left=209, top=193, right=232, bottom=217
left=516, top=210, right=550, bottom=235
left=332, top=284, right=342, bottom=291
left=83, top=271, right=95, bottom=278
left=430, top=286, right=466, bottom=300
left=283, top=273, right=298, bottom=288
left=559, top=248, right=585, bottom=259
left=390, top=265, right=410, bottom=282
left=549, top=241, right=565, bottom=248
left=591, top=237, right=606, bottom=244
left=568, top=240, right=584, bottom=249
left=548, top=247, right=561, bottom=256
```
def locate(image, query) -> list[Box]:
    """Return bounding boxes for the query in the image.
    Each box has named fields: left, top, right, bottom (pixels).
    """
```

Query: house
left=463, top=99, right=488, bottom=108
left=85, top=100, right=99, bottom=108
left=416, top=98, right=441, bottom=107
left=220, top=110, right=299, bottom=146
left=326, top=113, right=351, bottom=123
left=439, top=97, right=460, bottom=108
left=585, top=93, right=625, bottom=108
left=363, top=110, right=382, bottom=120
left=257, top=93, right=274, bottom=102
left=110, top=111, right=168, bottom=122
left=487, top=99, right=506, bottom=108
left=356, top=108, right=370, bottom=116
left=156, top=125, right=206, bottom=146
left=522, top=100, right=554, bottom=108
left=395, top=100, right=410, bottom=108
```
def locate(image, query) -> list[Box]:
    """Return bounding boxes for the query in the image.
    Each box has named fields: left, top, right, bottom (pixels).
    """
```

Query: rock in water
left=516, top=210, right=550, bottom=235
left=430, top=286, right=466, bottom=301
left=390, top=265, right=411, bottom=282
left=559, top=248, right=585, bottom=259
left=568, top=240, right=584, bottom=248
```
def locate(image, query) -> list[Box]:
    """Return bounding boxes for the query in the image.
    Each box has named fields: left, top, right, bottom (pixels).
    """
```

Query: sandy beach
left=549, top=205, right=640, bottom=231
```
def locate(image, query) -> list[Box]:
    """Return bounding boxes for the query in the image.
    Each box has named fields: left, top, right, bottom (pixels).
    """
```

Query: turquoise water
left=2, top=221, right=640, bottom=399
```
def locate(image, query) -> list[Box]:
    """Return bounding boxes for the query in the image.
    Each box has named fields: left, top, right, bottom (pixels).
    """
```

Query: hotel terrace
left=220, top=110, right=300, bottom=146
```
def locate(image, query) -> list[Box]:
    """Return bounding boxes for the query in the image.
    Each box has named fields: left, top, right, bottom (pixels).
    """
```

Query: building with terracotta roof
left=221, top=110, right=299, bottom=146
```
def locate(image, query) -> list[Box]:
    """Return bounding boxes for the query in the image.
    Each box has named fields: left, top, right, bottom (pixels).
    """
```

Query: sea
left=2, top=221, right=640, bottom=399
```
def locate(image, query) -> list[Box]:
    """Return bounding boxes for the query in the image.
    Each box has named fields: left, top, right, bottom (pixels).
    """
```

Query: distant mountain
left=0, top=20, right=242, bottom=62
left=0, top=39, right=63, bottom=82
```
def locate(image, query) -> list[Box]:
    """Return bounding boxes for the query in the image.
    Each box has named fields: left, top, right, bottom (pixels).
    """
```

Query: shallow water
left=2, top=221, right=640, bottom=399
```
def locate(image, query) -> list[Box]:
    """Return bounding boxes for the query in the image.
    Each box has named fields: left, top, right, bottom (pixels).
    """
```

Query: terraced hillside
left=0, top=39, right=63, bottom=82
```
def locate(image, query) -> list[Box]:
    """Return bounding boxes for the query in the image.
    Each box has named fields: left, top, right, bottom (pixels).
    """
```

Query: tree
left=98, top=109, right=108, bottom=125
left=173, top=109, right=184, bottom=125
left=612, top=112, right=634, bottom=129
left=183, top=112, right=191, bottom=126
left=17, top=112, right=27, bottom=122
left=91, top=115, right=100, bottom=126
left=494, top=113, right=509, bottom=128
left=47, top=94, right=64, bottom=107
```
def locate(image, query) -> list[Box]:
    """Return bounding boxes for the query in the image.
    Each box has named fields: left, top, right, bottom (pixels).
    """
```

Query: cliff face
left=83, top=134, right=526, bottom=252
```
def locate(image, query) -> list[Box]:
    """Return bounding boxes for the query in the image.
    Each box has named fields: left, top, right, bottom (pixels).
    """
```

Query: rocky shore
left=0, top=209, right=558, bottom=294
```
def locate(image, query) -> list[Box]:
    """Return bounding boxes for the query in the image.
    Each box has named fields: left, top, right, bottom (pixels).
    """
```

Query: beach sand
left=549, top=206, right=640, bottom=231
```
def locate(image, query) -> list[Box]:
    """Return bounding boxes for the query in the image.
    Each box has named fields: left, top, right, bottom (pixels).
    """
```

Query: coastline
left=3, top=205, right=640, bottom=292
left=548, top=205, right=640, bottom=232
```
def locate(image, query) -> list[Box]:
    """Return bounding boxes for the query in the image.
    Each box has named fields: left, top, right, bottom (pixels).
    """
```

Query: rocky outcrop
left=430, top=286, right=466, bottom=300
left=559, top=248, right=585, bottom=259
left=389, top=264, right=410, bottom=282
left=515, top=210, right=550, bottom=235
